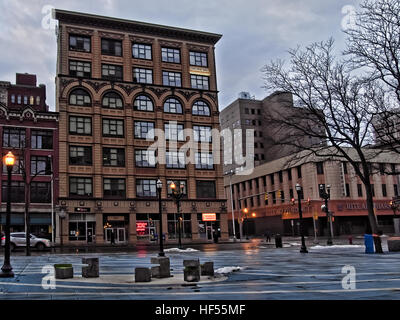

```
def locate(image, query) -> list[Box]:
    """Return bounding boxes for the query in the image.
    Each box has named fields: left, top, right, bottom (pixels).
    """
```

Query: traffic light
left=307, top=197, right=311, bottom=205
left=251, top=212, right=256, bottom=218
left=277, top=190, right=281, bottom=199
left=264, top=192, right=269, bottom=201
left=291, top=198, right=295, bottom=205
left=243, top=208, right=248, bottom=215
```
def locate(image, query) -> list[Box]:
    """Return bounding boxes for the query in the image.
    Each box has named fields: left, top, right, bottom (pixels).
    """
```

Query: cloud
left=0, top=0, right=361, bottom=111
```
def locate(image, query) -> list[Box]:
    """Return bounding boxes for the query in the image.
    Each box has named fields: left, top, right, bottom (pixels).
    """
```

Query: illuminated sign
left=74, top=207, right=90, bottom=213
left=136, top=222, right=148, bottom=233
left=202, top=213, right=216, bottom=221
left=189, top=66, right=211, bottom=76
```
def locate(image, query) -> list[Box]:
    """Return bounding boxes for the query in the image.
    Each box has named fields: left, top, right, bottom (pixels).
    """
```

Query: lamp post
left=170, top=181, right=185, bottom=249
left=156, top=179, right=164, bottom=256
left=319, top=184, right=333, bottom=245
left=295, top=183, right=308, bottom=253
left=224, top=170, right=237, bottom=242
left=1, top=151, right=16, bottom=278
left=57, top=207, right=66, bottom=251
left=242, top=208, right=249, bottom=240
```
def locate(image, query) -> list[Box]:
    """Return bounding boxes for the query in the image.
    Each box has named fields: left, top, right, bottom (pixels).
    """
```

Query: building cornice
left=0, top=103, right=59, bottom=122
left=54, top=9, right=222, bottom=45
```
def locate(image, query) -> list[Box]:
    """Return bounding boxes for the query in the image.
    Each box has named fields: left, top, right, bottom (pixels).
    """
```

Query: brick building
left=0, top=73, right=59, bottom=239
left=54, top=9, right=228, bottom=246
left=224, top=148, right=400, bottom=237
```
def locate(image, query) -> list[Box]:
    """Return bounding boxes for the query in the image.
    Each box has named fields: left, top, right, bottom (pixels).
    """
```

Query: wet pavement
left=0, top=236, right=399, bottom=300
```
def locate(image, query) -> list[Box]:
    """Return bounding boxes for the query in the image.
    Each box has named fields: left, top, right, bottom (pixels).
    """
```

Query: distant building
left=220, top=91, right=324, bottom=173
left=224, top=148, right=400, bottom=237
left=0, top=73, right=59, bottom=239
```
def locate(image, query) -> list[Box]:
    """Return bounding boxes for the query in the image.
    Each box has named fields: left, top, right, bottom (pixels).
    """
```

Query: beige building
left=224, top=148, right=400, bottom=237
left=54, top=10, right=228, bottom=246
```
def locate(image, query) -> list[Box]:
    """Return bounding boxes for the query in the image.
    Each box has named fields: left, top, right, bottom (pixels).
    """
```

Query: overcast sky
left=0, top=0, right=360, bottom=111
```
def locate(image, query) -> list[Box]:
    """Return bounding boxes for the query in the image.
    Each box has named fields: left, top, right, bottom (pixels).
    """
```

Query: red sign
left=202, top=213, right=216, bottom=221
left=136, top=222, right=148, bottom=233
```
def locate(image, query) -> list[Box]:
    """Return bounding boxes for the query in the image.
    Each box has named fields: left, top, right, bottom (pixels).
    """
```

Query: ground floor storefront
left=228, top=199, right=400, bottom=237
left=58, top=199, right=228, bottom=246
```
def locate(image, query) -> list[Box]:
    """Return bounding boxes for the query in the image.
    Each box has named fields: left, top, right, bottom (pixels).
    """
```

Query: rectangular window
left=196, top=180, right=216, bottom=199
left=69, top=116, right=92, bottom=135
left=31, top=130, right=53, bottom=149
left=288, top=169, right=292, bottom=181
left=357, top=184, right=363, bottom=197
left=281, top=190, right=285, bottom=203
left=2, top=127, right=25, bottom=148
left=382, top=184, right=387, bottom=197
left=279, top=171, right=283, bottom=183
left=395, top=184, right=399, bottom=197
left=133, top=68, right=153, bottom=84
left=136, top=179, right=157, bottom=197
left=342, top=162, right=348, bottom=174
left=132, top=43, right=152, bottom=60
left=195, top=152, right=214, bottom=170
left=11, top=95, right=15, bottom=103
left=17, top=95, right=21, bottom=104
left=297, top=165, right=302, bottom=178
left=165, top=122, right=184, bottom=141
left=316, top=162, right=324, bottom=175
left=69, top=34, right=91, bottom=52
left=166, top=151, right=186, bottom=169
left=2, top=181, right=24, bottom=202
left=102, top=64, right=123, bottom=81
left=189, top=51, right=207, bottom=67
left=30, top=156, right=51, bottom=175
left=30, top=182, right=51, bottom=203
left=134, top=121, right=155, bottom=139
left=345, top=183, right=350, bottom=197
left=104, top=178, right=126, bottom=198
left=103, top=148, right=125, bottom=167
left=168, top=213, right=191, bottom=239
left=161, top=47, right=180, bottom=63
left=69, top=177, right=92, bottom=197
left=69, top=60, right=91, bottom=78
left=162, top=71, right=182, bottom=87
left=69, top=146, right=92, bottom=166
left=167, top=180, right=187, bottom=198
left=102, top=118, right=124, bottom=137
left=270, top=174, right=274, bottom=185
left=190, top=75, right=209, bottom=90
left=272, top=191, right=276, bottom=204
left=135, top=149, right=156, bottom=168
left=101, top=38, right=122, bottom=56
left=193, top=125, right=212, bottom=142
left=289, top=188, right=294, bottom=200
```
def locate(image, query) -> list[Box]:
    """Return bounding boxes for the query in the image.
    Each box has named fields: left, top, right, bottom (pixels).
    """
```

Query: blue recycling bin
left=364, top=234, right=374, bottom=253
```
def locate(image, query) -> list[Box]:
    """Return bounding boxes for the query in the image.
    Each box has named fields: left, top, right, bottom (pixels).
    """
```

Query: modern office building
left=54, top=9, right=227, bottom=246
left=220, top=91, right=324, bottom=173
left=224, top=148, right=400, bottom=237
left=0, top=73, right=59, bottom=239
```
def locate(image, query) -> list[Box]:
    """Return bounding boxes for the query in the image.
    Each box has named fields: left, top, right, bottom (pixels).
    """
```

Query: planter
left=54, top=264, right=74, bottom=279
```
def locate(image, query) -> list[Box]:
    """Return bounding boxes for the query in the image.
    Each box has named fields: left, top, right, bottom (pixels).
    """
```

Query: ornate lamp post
left=156, top=179, right=164, bottom=256
left=295, top=183, right=308, bottom=253
left=57, top=207, right=67, bottom=250
left=170, top=181, right=185, bottom=249
left=319, top=184, right=333, bottom=245
left=1, top=151, right=16, bottom=278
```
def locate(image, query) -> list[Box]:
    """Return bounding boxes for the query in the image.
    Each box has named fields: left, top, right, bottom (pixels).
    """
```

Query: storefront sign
left=202, top=213, right=216, bottom=221
left=107, top=216, right=125, bottom=221
left=189, top=66, right=211, bottom=76
left=136, top=222, right=148, bottom=233
left=74, top=207, right=90, bottom=213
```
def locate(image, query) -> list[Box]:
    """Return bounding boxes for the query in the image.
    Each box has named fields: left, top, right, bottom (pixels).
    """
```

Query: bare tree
left=262, top=38, right=387, bottom=252
left=344, top=0, right=400, bottom=154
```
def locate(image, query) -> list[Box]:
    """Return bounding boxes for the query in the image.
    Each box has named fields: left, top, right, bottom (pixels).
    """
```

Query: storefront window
left=167, top=213, right=191, bottom=239
left=68, top=214, right=96, bottom=241
left=136, top=213, right=159, bottom=241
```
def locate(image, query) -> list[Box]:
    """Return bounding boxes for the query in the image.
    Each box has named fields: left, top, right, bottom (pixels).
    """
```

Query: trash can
left=364, top=234, right=374, bottom=253
left=275, top=234, right=282, bottom=248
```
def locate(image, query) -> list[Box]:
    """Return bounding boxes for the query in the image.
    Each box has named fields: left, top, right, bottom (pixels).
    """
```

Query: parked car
left=1, top=233, right=51, bottom=251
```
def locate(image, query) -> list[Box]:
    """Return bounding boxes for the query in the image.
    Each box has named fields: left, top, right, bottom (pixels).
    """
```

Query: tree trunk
left=364, top=182, right=383, bottom=253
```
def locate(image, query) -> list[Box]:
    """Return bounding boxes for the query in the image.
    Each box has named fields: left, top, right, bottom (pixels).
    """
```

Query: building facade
left=54, top=10, right=228, bottom=246
left=220, top=91, right=324, bottom=173
left=0, top=73, right=59, bottom=239
left=224, top=149, right=400, bottom=237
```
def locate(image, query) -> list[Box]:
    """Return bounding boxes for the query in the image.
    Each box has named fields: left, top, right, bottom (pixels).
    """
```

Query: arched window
left=102, top=92, right=123, bottom=109
left=69, top=89, right=91, bottom=106
left=192, top=100, right=211, bottom=116
left=134, top=95, right=154, bottom=112
left=164, top=97, right=182, bottom=114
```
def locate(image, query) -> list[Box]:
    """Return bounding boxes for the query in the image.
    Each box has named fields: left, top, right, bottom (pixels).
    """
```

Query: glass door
left=117, top=228, right=125, bottom=243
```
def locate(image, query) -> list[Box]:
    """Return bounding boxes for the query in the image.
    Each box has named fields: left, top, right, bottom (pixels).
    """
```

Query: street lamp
left=156, top=179, right=164, bottom=257
left=242, top=208, right=249, bottom=240
left=170, top=181, right=185, bottom=249
left=295, top=183, right=308, bottom=253
left=1, top=151, right=15, bottom=278
left=319, top=184, right=333, bottom=245
left=57, top=207, right=67, bottom=250
left=224, top=170, right=237, bottom=242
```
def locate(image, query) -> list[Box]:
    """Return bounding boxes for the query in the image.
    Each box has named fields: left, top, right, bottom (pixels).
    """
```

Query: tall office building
left=54, top=10, right=227, bottom=246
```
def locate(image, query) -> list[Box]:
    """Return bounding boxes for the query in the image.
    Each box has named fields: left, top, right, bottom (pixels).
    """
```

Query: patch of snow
left=164, top=248, right=199, bottom=253
left=310, top=245, right=364, bottom=250
left=215, top=266, right=246, bottom=274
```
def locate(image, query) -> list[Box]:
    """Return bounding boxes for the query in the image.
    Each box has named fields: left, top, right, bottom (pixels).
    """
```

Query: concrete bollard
left=135, top=267, right=151, bottom=282
left=183, top=259, right=201, bottom=282
left=82, top=257, right=99, bottom=278
left=201, top=262, right=214, bottom=277
left=150, top=257, right=171, bottom=278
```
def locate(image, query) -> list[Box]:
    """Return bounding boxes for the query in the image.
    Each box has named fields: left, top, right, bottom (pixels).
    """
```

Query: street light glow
left=3, top=152, right=15, bottom=167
